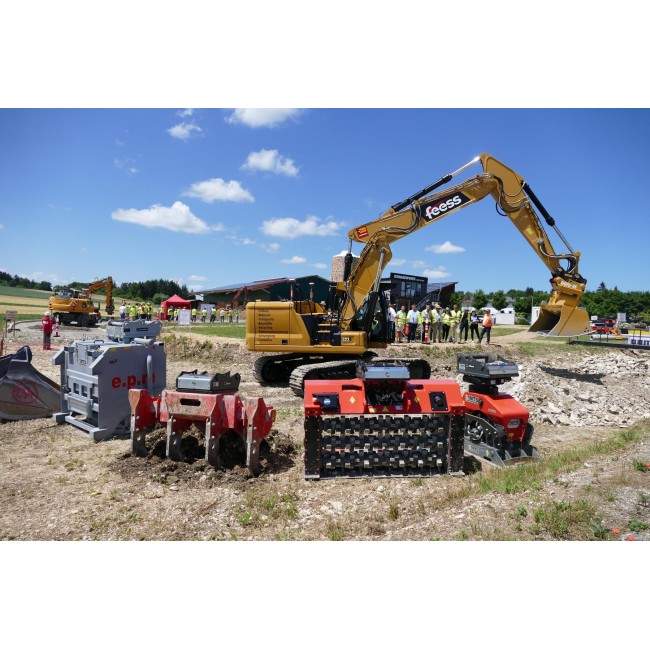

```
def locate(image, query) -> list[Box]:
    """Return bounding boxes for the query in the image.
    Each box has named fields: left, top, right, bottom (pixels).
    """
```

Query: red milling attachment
left=129, top=387, right=275, bottom=476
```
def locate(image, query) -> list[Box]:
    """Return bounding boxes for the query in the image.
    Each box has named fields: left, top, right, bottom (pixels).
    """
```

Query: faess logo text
left=420, top=192, right=471, bottom=222
left=557, top=279, right=579, bottom=291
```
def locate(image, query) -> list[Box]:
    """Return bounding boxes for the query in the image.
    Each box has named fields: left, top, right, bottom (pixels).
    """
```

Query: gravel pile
left=477, top=351, right=650, bottom=427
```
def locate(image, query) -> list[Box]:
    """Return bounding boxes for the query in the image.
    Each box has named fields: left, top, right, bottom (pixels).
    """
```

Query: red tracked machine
left=303, top=355, right=537, bottom=479
left=457, top=354, right=538, bottom=468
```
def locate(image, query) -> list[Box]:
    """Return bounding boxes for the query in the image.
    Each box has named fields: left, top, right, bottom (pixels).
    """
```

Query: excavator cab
left=351, top=291, right=389, bottom=344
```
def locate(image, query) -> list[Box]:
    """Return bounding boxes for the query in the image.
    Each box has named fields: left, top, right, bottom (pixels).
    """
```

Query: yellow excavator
left=246, top=154, right=590, bottom=395
left=48, top=276, right=115, bottom=327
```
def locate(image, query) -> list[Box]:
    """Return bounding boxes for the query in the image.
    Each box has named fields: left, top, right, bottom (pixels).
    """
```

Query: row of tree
left=0, top=271, right=53, bottom=292
left=449, top=285, right=650, bottom=323
left=0, top=272, right=189, bottom=304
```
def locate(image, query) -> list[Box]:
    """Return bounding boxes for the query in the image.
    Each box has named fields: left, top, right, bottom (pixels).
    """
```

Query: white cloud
left=261, top=242, right=280, bottom=253
left=177, top=108, right=194, bottom=118
left=422, top=266, right=451, bottom=279
left=241, top=149, right=299, bottom=177
left=25, top=271, right=68, bottom=285
left=387, top=258, right=407, bottom=267
left=167, top=122, right=202, bottom=141
left=111, top=201, right=224, bottom=234
left=188, top=274, right=207, bottom=282
left=0, top=224, right=4, bottom=229
left=226, top=108, right=303, bottom=128
left=281, top=256, right=307, bottom=264
left=227, top=235, right=257, bottom=246
left=425, top=240, right=466, bottom=254
left=114, top=157, right=139, bottom=175
left=312, top=262, right=327, bottom=270
left=183, top=178, right=254, bottom=203
left=411, top=260, right=427, bottom=268
left=261, top=215, right=343, bottom=239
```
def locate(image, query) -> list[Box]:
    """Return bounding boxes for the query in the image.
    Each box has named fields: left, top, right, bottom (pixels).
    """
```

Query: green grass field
left=161, top=322, right=246, bottom=339
left=0, top=286, right=54, bottom=298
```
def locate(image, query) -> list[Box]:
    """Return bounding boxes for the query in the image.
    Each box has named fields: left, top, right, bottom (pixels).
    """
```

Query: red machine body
left=463, top=390, right=530, bottom=444
left=129, top=371, right=275, bottom=475
left=304, top=356, right=538, bottom=479
left=304, top=364, right=467, bottom=479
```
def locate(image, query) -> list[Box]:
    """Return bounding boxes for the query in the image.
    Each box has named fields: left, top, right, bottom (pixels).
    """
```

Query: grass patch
left=161, top=333, right=241, bottom=363
left=628, top=519, right=648, bottom=533
left=234, top=487, right=300, bottom=529
left=387, top=498, right=400, bottom=521
left=327, top=520, right=346, bottom=541
left=437, top=422, right=648, bottom=512
left=532, top=499, right=602, bottom=540
left=490, top=326, right=528, bottom=337
left=161, top=323, right=246, bottom=339
left=0, top=286, right=54, bottom=299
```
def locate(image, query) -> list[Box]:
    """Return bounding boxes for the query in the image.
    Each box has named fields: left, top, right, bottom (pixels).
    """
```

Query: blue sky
left=1, top=108, right=648, bottom=295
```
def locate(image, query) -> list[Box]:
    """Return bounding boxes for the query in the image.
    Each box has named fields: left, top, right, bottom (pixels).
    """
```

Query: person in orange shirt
left=478, top=308, right=493, bottom=344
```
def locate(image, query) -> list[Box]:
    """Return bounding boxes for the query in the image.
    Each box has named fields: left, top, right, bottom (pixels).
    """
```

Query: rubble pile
left=497, top=351, right=650, bottom=427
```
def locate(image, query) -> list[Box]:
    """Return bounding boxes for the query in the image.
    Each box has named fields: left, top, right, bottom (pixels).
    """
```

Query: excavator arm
left=83, top=277, right=115, bottom=315
left=338, top=153, right=590, bottom=337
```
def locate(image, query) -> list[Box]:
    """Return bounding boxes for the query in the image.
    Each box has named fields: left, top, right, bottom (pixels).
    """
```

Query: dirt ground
left=1, top=321, right=649, bottom=541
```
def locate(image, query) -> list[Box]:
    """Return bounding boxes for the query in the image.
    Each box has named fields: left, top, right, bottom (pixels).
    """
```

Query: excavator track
left=254, top=353, right=363, bottom=387
left=290, top=357, right=431, bottom=397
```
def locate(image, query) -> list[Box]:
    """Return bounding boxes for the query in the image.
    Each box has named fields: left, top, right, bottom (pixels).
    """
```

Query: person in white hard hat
left=41, top=311, right=53, bottom=350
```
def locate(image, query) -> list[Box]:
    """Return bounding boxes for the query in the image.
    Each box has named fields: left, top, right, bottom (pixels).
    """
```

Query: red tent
left=160, top=294, right=191, bottom=319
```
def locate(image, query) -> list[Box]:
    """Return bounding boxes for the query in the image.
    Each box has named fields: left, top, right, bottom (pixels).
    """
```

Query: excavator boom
left=345, top=153, right=590, bottom=337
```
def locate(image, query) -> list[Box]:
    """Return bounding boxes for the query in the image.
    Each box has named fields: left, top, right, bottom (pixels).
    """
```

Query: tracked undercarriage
left=254, top=353, right=431, bottom=398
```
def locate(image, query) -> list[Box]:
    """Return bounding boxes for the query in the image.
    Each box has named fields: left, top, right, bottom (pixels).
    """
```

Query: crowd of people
left=116, top=301, right=240, bottom=323
left=387, top=302, right=494, bottom=344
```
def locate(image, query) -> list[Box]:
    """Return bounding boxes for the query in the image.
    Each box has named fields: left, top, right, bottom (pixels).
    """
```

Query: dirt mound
left=113, top=425, right=298, bottom=487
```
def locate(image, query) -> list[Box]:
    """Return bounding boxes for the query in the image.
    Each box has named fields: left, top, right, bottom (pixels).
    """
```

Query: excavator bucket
left=530, top=303, right=591, bottom=337
left=0, top=346, right=61, bottom=421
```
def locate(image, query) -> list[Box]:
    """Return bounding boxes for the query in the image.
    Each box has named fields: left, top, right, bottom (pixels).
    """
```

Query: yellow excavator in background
left=247, top=154, right=590, bottom=395
left=49, top=276, right=115, bottom=327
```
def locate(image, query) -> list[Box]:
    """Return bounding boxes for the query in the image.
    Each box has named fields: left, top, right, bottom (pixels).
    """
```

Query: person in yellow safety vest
left=458, top=307, right=470, bottom=342
left=449, top=304, right=461, bottom=343
left=235, top=308, right=240, bottom=323
left=130, top=304, right=138, bottom=320
left=395, top=305, right=407, bottom=343
left=146, top=303, right=152, bottom=319
left=174, top=307, right=179, bottom=321
left=201, top=307, right=207, bottom=323
left=210, top=307, right=217, bottom=323
left=430, top=304, right=441, bottom=343
left=220, top=308, right=225, bottom=323
left=419, top=305, right=429, bottom=343
left=228, top=308, right=234, bottom=323
left=441, top=307, right=451, bottom=341
left=191, top=307, right=197, bottom=322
